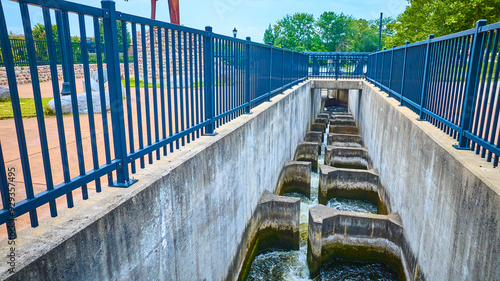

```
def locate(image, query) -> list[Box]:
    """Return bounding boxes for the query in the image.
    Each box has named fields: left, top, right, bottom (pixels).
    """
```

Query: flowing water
left=246, top=111, right=398, bottom=281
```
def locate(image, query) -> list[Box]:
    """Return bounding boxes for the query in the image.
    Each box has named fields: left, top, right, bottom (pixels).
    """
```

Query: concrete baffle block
left=239, top=190, right=301, bottom=280
left=317, top=113, right=330, bottom=120
left=327, top=133, right=363, bottom=148
left=315, top=116, right=329, bottom=127
left=294, top=141, right=319, bottom=171
left=311, top=122, right=327, bottom=133
left=329, top=124, right=359, bottom=134
left=318, top=165, right=379, bottom=205
left=324, top=146, right=370, bottom=170
left=275, top=161, right=312, bottom=198
left=307, top=205, right=406, bottom=279
left=305, top=131, right=323, bottom=154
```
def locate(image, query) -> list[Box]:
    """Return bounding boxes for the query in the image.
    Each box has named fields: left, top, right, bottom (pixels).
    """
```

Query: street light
left=233, top=27, right=237, bottom=38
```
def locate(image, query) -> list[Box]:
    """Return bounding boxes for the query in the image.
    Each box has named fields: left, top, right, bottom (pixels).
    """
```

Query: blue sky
left=3, top=0, right=407, bottom=43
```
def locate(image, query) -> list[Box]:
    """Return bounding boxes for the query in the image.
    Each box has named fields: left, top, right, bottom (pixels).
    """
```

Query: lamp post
left=232, top=27, right=237, bottom=38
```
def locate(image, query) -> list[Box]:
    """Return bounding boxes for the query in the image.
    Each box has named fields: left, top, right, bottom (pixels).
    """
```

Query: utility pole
left=378, top=12, right=383, bottom=51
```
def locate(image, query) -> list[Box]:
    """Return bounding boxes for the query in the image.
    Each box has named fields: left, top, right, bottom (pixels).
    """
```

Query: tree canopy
left=263, top=12, right=393, bottom=52
left=386, top=0, right=500, bottom=47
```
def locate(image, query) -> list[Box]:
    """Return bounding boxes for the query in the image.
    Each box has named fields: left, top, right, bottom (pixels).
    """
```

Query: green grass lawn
left=0, top=98, right=53, bottom=119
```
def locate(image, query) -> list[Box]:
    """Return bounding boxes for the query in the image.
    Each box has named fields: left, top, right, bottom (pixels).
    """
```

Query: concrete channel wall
left=349, top=83, right=500, bottom=280
left=2, top=80, right=321, bottom=281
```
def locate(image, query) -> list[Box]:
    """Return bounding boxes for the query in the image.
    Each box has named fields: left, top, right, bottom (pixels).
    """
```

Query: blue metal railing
left=0, top=0, right=308, bottom=237
left=308, top=52, right=369, bottom=79
left=366, top=20, right=500, bottom=167
left=0, top=38, right=131, bottom=66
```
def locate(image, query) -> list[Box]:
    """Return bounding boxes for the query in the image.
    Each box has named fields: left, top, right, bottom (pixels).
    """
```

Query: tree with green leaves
left=32, top=23, right=58, bottom=41
left=272, top=13, right=322, bottom=52
left=264, top=12, right=393, bottom=52
left=317, top=12, right=355, bottom=52
left=263, top=24, right=276, bottom=45
left=386, top=0, right=500, bottom=47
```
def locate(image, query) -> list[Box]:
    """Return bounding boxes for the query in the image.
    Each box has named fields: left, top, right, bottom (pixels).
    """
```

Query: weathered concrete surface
left=327, top=133, right=363, bottom=148
left=310, top=122, right=327, bottom=133
left=0, top=80, right=320, bottom=281
left=307, top=205, right=409, bottom=279
left=294, top=141, right=320, bottom=172
left=329, top=124, right=359, bottom=134
left=315, top=116, right=329, bottom=127
left=305, top=131, right=323, bottom=154
left=318, top=165, right=379, bottom=205
left=238, top=190, right=300, bottom=280
left=330, top=118, right=356, bottom=127
left=317, top=113, right=330, bottom=120
left=275, top=161, right=312, bottom=198
left=324, top=145, right=370, bottom=170
left=312, top=79, right=363, bottom=90
left=349, top=83, right=500, bottom=280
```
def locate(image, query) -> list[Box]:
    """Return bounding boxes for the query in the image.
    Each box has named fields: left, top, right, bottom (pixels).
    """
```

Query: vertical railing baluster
left=245, top=37, right=252, bottom=113
left=389, top=45, right=396, bottom=92
left=150, top=26, right=160, bottom=158
left=400, top=41, right=409, bottom=106
left=281, top=46, right=284, bottom=93
left=203, top=27, right=216, bottom=134
left=132, top=23, right=145, bottom=167
left=268, top=42, right=272, bottom=101
left=158, top=28, right=167, bottom=155
left=62, top=10, right=88, bottom=201
left=101, top=0, right=136, bottom=187
left=43, top=6, right=68, bottom=210
left=417, top=34, right=435, bottom=120
left=123, top=21, right=137, bottom=171
left=79, top=13, right=98, bottom=197
left=166, top=29, right=174, bottom=151
left=454, top=20, right=487, bottom=149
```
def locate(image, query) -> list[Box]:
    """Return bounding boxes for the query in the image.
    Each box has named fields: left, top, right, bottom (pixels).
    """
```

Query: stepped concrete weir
left=324, top=146, right=370, bottom=169
left=317, top=113, right=330, bottom=120
left=275, top=161, right=312, bottom=198
left=318, top=165, right=380, bottom=207
left=315, top=116, right=329, bottom=127
left=294, top=141, right=320, bottom=172
left=238, top=190, right=301, bottom=280
left=305, top=131, right=324, bottom=154
left=327, top=133, right=363, bottom=147
left=329, top=118, right=356, bottom=127
left=307, top=205, right=410, bottom=279
left=310, top=122, right=327, bottom=133
left=329, top=124, right=360, bottom=134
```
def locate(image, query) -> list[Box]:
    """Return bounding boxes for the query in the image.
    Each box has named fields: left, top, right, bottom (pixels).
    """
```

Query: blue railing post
left=281, top=45, right=285, bottom=93
left=380, top=48, right=386, bottom=88
left=400, top=41, right=409, bottom=106
left=203, top=26, right=217, bottom=134
left=454, top=20, right=487, bottom=149
left=268, top=42, right=272, bottom=101
left=335, top=54, right=339, bottom=80
left=245, top=37, right=252, bottom=113
left=101, top=0, right=136, bottom=187
left=313, top=55, right=319, bottom=76
left=417, top=34, right=434, bottom=120
left=388, top=45, right=396, bottom=91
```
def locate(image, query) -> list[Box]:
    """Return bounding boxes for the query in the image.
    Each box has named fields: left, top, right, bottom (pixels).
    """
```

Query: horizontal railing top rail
left=0, top=0, right=309, bottom=238
left=366, top=19, right=500, bottom=168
